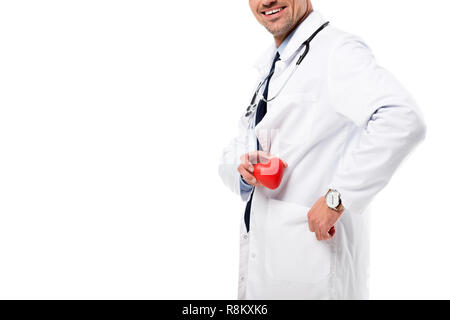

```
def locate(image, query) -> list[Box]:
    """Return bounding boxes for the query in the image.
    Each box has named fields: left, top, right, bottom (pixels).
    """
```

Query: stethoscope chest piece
left=245, top=102, right=258, bottom=117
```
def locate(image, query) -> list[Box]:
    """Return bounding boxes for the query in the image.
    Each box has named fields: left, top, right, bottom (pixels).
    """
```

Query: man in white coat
left=218, top=0, right=426, bottom=299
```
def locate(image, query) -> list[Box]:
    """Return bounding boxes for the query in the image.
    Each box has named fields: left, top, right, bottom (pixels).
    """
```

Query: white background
left=0, top=0, right=448, bottom=299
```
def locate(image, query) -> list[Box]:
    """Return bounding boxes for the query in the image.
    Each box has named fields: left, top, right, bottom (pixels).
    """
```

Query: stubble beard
left=262, top=15, right=296, bottom=37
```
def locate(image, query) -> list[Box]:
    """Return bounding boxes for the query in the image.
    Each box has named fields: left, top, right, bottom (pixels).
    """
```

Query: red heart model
left=253, top=157, right=285, bottom=190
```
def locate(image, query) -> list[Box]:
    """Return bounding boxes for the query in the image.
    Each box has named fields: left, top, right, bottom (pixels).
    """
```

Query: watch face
left=326, top=190, right=340, bottom=209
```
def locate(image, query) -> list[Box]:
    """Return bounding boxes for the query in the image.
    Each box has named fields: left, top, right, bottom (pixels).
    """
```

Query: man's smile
left=261, top=6, right=287, bottom=20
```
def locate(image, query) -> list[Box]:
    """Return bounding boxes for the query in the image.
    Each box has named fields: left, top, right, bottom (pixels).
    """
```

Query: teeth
left=264, top=8, right=282, bottom=15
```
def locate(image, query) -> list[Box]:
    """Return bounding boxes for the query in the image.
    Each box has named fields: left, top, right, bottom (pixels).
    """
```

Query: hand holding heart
left=239, top=151, right=338, bottom=240
left=238, top=151, right=287, bottom=189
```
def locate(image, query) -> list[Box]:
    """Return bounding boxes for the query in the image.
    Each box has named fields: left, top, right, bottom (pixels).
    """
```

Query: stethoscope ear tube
left=296, top=42, right=310, bottom=66
left=296, top=20, right=329, bottom=65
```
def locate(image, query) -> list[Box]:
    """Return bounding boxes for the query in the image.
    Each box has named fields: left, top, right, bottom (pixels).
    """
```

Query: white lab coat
left=218, top=11, right=426, bottom=300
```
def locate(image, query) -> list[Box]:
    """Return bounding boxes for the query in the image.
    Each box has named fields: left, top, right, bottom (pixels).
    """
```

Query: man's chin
left=263, top=20, right=293, bottom=37
left=266, top=26, right=290, bottom=37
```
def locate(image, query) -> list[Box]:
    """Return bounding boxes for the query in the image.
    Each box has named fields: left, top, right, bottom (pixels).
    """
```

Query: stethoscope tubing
left=245, top=21, right=330, bottom=118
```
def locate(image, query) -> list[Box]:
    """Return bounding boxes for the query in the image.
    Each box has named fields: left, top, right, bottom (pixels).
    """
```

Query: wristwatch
left=325, top=189, right=344, bottom=212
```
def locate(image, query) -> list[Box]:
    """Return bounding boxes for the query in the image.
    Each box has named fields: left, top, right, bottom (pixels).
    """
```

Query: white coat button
left=242, top=234, right=248, bottom=240
left=240, top=276, right=245, bottom=281
left=251, top=253, right=256, bottom=259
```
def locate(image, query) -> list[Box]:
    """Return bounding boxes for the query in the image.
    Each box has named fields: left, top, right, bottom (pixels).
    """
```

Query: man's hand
left=238, top=151, right=287, bottom=187
left=307, top=196, right=344, bottom=241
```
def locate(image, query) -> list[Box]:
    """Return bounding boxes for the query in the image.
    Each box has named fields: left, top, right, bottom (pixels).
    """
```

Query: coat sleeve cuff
left=240, top=174, right=254, bottom=202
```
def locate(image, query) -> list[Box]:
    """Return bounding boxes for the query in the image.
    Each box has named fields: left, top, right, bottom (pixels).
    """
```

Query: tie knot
left=275, top=51, right=281, bottom=61
left=273, top=51, right=280, bottom=63
left=269, top=52, right=280, bottom=73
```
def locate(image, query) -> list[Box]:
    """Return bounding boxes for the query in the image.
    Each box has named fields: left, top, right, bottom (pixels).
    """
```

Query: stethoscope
left=244, top=21, right=330, bottom=119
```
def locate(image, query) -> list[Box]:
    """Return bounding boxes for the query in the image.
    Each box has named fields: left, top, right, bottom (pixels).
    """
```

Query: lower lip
left=262, top=7, right=286, bottom=20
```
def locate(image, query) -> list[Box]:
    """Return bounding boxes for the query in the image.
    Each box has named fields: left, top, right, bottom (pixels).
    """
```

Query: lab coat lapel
left=252, top=45, right=277, bottom=153
left=253, top=44, right=277, bottom=77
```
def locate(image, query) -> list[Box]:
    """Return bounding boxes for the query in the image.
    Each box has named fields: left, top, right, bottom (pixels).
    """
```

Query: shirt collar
left=253, top=11, right=327, bottom=74
left=277, top=26, right=295, bottom=57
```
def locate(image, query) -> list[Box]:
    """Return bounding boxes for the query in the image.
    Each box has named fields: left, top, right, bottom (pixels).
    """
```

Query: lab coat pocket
left=264, top=198, right=332, bottom=284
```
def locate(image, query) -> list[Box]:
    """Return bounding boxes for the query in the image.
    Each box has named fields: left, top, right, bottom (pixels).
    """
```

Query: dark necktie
left=244, top=51, right=280, bottom=233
